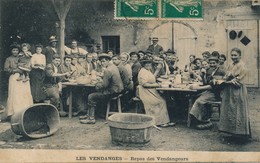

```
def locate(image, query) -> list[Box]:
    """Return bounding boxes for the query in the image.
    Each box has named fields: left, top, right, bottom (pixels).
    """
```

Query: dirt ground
left=0, top=88, right=259, bottom=151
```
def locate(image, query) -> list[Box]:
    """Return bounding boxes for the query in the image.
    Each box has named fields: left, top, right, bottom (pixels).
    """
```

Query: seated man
left=80, top=53, right=123, bottom=124
left=91, top=53, right=102, bottom=72
left=189, top=56, right=225, bottom=129
left=43, top=54, right=70, bottom=117
left=165, top=50, right=179, bottom=74
left=58, top=55, right=74, bottom=114
left=85, top=53, right=95, bottom=74
left=184, top=54, right=196, bottom=72
left=70, top=55, right=79, bottom=79
left=58, top=55, right=73, bottom=81
left=112, top=55, right=133, bottom=92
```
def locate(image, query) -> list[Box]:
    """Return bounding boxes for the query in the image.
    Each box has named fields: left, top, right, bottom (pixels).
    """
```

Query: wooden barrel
left=10, top=103, right=60, bottom=139
left=108, top=113, right=154, bottom=145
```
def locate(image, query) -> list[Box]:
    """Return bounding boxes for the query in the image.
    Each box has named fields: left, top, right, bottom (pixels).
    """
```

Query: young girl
left=17, top=43, right=32, bottom=82
left=30, top=44, right=46, bottom=102
left=4, top=43, right=33, bottom=119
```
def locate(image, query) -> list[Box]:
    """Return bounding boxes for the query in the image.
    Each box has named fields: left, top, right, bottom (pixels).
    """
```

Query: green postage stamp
left=115, top=0, right=158, bottom=19
left=161, top=0, right=203, bottom=19
left=114, top=0, right=202, bottom=20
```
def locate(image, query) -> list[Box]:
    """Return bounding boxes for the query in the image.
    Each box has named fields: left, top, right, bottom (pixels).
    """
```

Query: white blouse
left=31, top=53, right=46, bottom=67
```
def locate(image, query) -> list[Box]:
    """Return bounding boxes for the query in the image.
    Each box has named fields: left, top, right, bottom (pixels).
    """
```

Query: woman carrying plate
left=218, top=48, right=251, bottom=140
left=30, top=44, right=46, bottom=102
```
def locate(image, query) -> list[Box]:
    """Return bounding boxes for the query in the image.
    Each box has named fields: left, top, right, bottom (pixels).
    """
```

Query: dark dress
left=30, top=53, right=46, bottom=102
left=189, top=67, right=225, bottom=122
left=218, top=61, right=251, bottom=137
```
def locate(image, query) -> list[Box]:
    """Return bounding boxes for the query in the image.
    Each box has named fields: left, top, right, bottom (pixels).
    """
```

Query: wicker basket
left=108, top=113, right=154, bottom=145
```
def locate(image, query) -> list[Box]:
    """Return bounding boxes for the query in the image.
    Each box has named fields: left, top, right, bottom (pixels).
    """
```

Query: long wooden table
left=62, top=82, right=95, bottom=118
left=156, top=86, right=198, bottom=127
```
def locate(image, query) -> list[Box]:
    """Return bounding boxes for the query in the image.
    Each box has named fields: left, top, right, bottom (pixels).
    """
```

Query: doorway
left=226, top=20, right=259, bottom=87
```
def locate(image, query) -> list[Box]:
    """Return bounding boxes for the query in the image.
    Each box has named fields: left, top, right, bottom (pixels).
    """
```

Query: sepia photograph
left=0, top=0, right=259, bottom=162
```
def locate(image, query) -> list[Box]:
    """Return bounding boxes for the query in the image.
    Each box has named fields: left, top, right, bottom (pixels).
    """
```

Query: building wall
left=65, top=0, right=259, bottom=86
left=66, top=0, right=254, bottom=54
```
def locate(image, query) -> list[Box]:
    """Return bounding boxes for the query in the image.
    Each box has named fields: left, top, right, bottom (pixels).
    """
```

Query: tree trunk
left=52, top=0, right=72, bottom=61
left=59, top=19, right=65, bottom=61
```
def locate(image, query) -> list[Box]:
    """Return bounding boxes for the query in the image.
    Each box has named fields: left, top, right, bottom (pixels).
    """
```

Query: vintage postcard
left=0, top=0, right=260, bottom=162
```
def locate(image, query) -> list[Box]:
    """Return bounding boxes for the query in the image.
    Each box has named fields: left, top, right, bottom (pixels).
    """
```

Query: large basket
left=10, top=103, right=60, bottom=139
left=108, top=113, right=154, bottom=145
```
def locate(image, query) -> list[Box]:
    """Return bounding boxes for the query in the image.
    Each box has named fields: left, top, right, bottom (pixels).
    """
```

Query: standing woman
left=30, top=44, right=46, bottom=103
left=218, top=48, right=251, bottom=139
left=4, top=43, right=33, bottom=119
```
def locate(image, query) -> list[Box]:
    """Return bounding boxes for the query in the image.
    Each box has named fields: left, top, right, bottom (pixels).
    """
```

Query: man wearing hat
left=43, top=54, right=71, bottom=117
left=189, top=56, right=226, bottom=130
left=45, top=36, right=59, bottom=64
left=80, top=53, right=123, bottom=124
left=147, top=37, right=163, bottom=56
